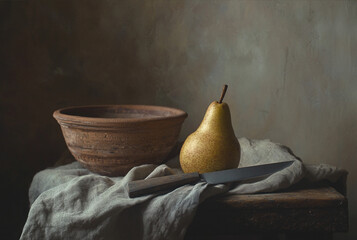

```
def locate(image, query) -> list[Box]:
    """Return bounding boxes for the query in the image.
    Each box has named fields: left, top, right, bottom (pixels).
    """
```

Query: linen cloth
left=20, top=138, right=347, bottom=240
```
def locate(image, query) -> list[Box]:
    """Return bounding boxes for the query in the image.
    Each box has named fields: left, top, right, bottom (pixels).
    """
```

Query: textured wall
left=1, top=0, right=356, bottom=239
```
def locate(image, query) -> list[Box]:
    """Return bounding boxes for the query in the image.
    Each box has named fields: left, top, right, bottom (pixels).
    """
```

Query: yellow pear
left=180, top=85, right=241, bottom=173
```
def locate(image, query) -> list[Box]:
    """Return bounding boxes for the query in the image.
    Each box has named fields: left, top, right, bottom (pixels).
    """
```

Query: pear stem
left=219, top=84, right=228, bottom=103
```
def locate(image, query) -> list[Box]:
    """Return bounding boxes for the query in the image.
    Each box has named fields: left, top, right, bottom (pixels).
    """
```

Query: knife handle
left=128, top=172, right=200, bottom=198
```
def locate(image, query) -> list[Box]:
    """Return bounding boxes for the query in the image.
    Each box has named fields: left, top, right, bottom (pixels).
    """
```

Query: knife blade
left=128, top=161, right=294, bottom=198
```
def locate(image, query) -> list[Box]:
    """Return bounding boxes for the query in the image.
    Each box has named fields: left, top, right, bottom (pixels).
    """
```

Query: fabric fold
left=20, top=138, right=347, bottom=240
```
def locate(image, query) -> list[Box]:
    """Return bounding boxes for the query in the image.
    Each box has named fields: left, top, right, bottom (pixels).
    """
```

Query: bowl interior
left=59, top=105, right=184, bottom=119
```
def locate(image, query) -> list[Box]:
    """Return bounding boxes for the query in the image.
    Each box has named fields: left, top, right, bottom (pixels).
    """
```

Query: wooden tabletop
left=186, top=186, right=348, bottom=239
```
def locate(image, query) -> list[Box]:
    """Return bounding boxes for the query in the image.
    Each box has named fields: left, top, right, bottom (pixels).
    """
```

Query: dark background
left=1, top=1, right=356, bottom=239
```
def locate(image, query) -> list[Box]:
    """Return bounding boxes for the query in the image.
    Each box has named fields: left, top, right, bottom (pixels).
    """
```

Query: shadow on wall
left=0, top=1, right=161, bottom=238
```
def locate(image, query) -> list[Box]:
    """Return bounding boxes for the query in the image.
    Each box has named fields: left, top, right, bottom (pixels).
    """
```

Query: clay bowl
left=53, top=105, right=187, bottom=176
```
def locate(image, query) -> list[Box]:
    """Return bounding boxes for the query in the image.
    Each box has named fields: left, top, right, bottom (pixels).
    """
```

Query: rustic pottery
left=53, top=105, right=187, bottom=176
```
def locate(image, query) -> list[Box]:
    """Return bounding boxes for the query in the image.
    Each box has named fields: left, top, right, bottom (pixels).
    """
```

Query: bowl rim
left=53, top=104, right=188, bottom=125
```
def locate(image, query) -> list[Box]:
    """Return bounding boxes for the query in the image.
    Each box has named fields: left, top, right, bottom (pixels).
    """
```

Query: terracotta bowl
left=53, top=105, right=187, bottom=176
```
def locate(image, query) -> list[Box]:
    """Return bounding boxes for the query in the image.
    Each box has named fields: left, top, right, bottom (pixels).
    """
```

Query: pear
left=180, top=85, right=240, bottom=173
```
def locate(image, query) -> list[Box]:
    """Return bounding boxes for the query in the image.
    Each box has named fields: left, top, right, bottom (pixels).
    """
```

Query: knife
left=128, top=161, right=294, bottom=198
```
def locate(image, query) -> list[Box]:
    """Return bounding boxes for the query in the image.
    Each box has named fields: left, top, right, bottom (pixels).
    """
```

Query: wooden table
left=185, top=185, right=348, bottom=240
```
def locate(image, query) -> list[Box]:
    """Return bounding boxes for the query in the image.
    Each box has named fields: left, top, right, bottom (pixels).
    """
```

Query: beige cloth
left=20, top=138, right=347, bottom=240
